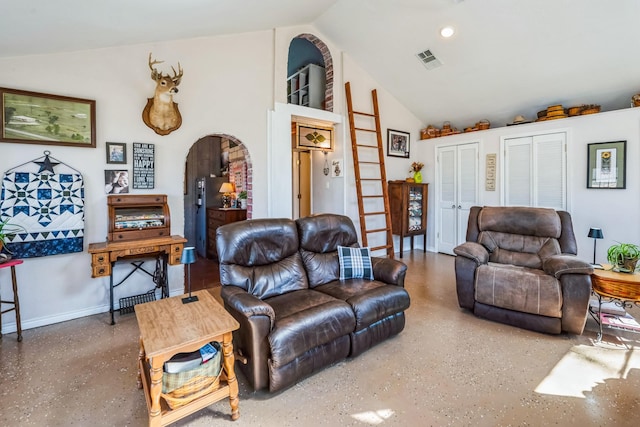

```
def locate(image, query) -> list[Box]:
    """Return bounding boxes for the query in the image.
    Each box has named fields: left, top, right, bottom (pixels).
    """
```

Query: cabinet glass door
left=407, top=185, right=424, bottom=232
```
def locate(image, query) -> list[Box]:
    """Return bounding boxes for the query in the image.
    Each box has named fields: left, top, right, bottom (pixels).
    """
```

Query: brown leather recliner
left=216, top=214, right=409, bottom=392
left=453, top=206, right=593, bottom=335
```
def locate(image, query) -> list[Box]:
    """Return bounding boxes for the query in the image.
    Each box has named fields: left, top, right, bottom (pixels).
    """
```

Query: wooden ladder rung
left=366, top=227, right=391, bottom=234
left=359, top=178, right=383, bottom=181
left=362, top=195, right=383, bottom=199
left=359, top=161, right=380, bottom=164
left=363, top=211, right=386, bottom=216
left=353, top=111, right=376, bottom=118
left=354, top=127, right=377, bottom=133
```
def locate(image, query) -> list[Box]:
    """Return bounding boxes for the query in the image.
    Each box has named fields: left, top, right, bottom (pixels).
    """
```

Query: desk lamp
left=588, top=227, right=604, bottom=265
left=219, top=182, right=235, bottom=208
left=181, top=247, right=198, bottom=303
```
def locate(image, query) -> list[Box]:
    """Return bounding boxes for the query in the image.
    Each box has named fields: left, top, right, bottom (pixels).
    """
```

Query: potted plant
left=606, top=242, right=640, bottom=273
left=0, top=217, right=26, bottom=256
left=237, top=191, right=248, bottom=209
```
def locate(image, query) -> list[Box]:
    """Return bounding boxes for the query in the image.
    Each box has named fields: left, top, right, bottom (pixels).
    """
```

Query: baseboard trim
left=0, top=288, right=185, bottom=335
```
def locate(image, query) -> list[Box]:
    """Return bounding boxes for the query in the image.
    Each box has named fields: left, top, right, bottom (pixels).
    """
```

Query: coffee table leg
left=222, top=331, right=240, bottom=420
left=137, top=336, right=144, bottom=389
left=149, top=358, right=163, bottom=424
left=596, top=295, right=603, bottom=342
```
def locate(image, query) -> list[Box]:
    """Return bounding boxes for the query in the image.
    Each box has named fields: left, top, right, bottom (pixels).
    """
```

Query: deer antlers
left=148, top=52, right=183, bottom=84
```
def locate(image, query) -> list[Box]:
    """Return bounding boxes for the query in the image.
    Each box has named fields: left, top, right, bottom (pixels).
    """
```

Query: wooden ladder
left=344, top=81, right=394, bottom=258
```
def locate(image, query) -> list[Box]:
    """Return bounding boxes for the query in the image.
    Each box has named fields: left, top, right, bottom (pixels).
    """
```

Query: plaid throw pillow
left=337, top=245, right=374, bottom=280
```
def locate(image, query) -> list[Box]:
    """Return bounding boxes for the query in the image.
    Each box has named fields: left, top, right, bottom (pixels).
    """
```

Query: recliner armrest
left=371, top=257, right=407, bottom=286
left=542, top=255, right=594, bottom=278
left=453, top=242, right=489, bottom=265
left=221, top=285, right=276, bottom=329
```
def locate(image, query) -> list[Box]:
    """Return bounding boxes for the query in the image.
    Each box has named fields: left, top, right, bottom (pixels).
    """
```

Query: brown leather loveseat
left=216, top=213, right=410, bottom=392
left=453, top=206, right=593, bottom=335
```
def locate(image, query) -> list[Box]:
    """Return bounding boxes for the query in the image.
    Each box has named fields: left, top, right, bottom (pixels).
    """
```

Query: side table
left=0, top=258, right=23, bottom=342
left=590, top=265, right=640, bottom=341
left=134, top=289, right=240, bottom=426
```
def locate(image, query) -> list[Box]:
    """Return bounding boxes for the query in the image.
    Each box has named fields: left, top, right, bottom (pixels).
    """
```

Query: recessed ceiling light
left=440, top=26, right=455, bottom=38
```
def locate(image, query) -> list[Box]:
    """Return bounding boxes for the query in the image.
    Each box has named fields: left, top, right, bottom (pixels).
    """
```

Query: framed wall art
left=106, top=142, right=127, bottom=164
left=0, top=87, right=96, bottom=148
left=294, top=123, right=334, bottom=151
left=132, top=142, right=155, bottom=189
left=104, top=170, right=129, bottom=194
left=587, top=141, right=626, bottom=189
left=387, top=129, right=410, bottom=158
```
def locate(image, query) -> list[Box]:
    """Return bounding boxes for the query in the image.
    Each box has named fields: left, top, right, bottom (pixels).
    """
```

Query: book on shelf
left=164, top=342, right=219, bottom=374
left=600, top=312, right=640, bottom=332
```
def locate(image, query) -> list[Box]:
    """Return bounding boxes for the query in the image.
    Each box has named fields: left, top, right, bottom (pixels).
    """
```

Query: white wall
left=0, top=31, right=277, bottom=332
left=416, top=108, right=640, bottom=263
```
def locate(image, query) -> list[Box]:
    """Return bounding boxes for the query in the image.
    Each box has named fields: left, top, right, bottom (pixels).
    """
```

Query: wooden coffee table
left=135, top=290, right=240, bottom=426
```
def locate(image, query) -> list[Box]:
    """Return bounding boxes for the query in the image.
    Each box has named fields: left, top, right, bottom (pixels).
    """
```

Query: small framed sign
left=133, top=143, right=155, bottom=189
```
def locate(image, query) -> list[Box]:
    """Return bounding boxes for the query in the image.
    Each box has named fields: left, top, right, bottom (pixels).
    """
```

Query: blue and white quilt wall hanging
left=1, top=152, right=85, bottom=258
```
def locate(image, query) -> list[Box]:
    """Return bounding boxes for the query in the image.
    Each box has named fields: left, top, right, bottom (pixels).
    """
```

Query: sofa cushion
left=479, top=231, right=561, bottom=269
left=315, top=280, right=410, bottom=331
left=297, top=214, right=360, bottom=287
left=266, top=289, right=355, bottom=368
left=217, top=218, right=309, bottom=299
left=475, top=263, right=563, bottom=318
left=478, top=206, right=561, bottom=238
left=337, top=246, right=374, bottom=280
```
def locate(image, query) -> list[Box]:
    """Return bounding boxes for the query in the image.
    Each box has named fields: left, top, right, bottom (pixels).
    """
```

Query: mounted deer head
left=142, top=53, right=183, bottom=135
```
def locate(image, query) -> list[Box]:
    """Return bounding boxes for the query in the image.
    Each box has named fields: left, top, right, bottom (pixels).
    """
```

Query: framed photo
left=587, top=141, right=626, bottom=189
left=0, top=87, right=96, bottom=148
left=106, top=142, right=126, bottom=164
left=294, top=123, right=334, bottom=151
left=104, top=170, right=130, bottom=194
left=387, top=129, right=410, bottom=158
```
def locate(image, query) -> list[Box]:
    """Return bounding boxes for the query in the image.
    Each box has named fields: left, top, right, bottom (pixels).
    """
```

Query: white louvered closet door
left=503, top=132, right=566, bottom=210
left=437, top=142, right=479, bottom=255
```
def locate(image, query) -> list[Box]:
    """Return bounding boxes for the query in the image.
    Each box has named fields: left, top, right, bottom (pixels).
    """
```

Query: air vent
left=416, top=49, right=442, bottom=70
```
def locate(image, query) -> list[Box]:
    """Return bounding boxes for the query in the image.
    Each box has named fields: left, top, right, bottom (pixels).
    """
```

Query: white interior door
left=437, top=143, right=479, bottom=254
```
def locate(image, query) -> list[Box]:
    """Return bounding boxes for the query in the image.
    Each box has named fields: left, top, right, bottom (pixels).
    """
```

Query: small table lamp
left=181, top=246, right=198, bottom=304
left=219, top=182, right=235, bottom=208
left=588, top=227, right=604, bottom=265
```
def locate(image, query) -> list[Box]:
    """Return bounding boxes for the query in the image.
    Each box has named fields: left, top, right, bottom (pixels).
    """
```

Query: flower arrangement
left=410, top=162, right=424, bottom=173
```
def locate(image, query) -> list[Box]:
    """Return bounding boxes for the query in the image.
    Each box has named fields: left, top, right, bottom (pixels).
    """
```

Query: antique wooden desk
left=135, top=290, right=240, bottom=426
left=88, top=235, right=186, bottom=324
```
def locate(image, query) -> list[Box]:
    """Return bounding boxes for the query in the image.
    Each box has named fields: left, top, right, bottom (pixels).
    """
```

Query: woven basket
left=592, top=274, right=640, bottom=301
left=161, top=343, right=223, bottom=409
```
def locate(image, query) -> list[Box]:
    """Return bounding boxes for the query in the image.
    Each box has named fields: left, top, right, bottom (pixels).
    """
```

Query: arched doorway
left=183, top=134, right=252, bottom=290
left=287, top=34, right=334, bottom=112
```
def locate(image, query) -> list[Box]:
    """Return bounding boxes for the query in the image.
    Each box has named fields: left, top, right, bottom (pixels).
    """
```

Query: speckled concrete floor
left=1, top=251, right=639, bottom=426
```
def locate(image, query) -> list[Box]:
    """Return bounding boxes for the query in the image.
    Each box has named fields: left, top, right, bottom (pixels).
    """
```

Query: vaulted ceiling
left=2, top=0, right=639, bottom=128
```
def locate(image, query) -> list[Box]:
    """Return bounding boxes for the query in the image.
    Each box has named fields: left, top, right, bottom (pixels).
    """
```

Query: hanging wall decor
left=0, top=87, right=96, bottom=147
left=0, top=151, right=85, bottom=258
left=142, top=53, right=183, bottom=135
left=133, top=142, right=155, bottom=189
